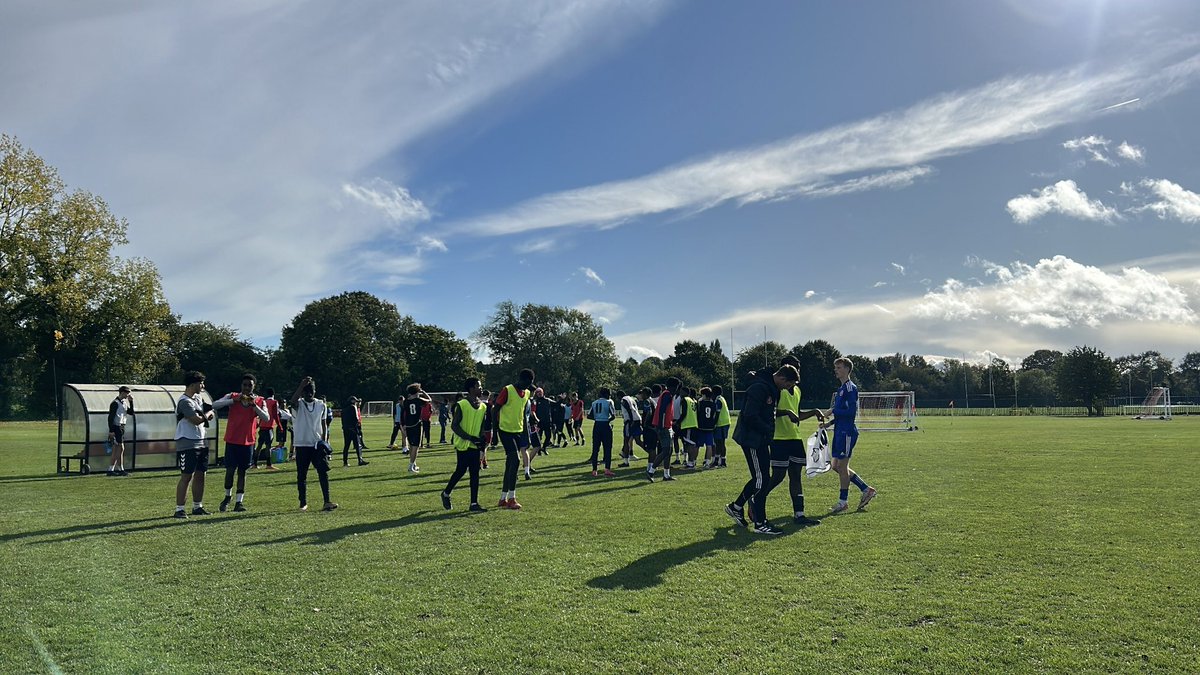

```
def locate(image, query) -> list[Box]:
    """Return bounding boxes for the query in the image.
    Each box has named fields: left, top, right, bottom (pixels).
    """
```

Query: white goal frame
left=364, top=401, right=393, bottom=418
left=1129, top=387, right=1172, bottom=420
left=835, top=390, right=917, bottom=432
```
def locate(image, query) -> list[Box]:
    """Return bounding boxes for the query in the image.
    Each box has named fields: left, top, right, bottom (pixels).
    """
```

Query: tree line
left=4, top=134, right=1197, bottom=418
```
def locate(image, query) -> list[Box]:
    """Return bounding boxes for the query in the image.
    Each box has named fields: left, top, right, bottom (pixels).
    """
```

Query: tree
left=167, top=321, right=266, bottom=399
left=665, top=340, right=731, bottom=389
left=397, top=320, right=476, bottom=393
left=473, top=301, right=619, bottom=396
left=1, top=134, right=173, bottom=417
left=1015, top=369, right=1055, bottom=407
left=790, top=339, right=841, bottom=404
left=1021, top=349, right=1063, bottom=372
left=279, top=292, right=409, bottom=405
left=1179, top=352, right=1200, bottom=400
left=841, top=355, right=881, bottom=391
left=1055, top=345, right=1119, bottom=416
left=1114, top=351, right=1174, bottom=401
left=731, top=341, right=788, bottom=390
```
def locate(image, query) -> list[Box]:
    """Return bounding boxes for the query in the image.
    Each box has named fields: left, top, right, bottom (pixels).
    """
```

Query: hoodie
left=731, top=369, right=778, bottom=449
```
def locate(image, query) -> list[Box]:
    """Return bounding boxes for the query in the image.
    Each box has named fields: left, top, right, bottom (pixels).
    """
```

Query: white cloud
left=1062, top=135, right=1115, bottom=165
left=573, top=300, right=625, bottom=324
left=804, top=290, right=817, bottom=298
left=416, top=236, right=448, bottom=254
left=915, top=255, right=1196, bottom=328
left=579, top=266, right=605, bottom=286
left=342, top=179, right=431, bottom=225
left=514, top=238, right=559, bottom=254
left=0, top=1, right=672, bottom=341
left=1116, top=141, right=1145, bottom=163
left=625, top=345, right=663, bottom=361
left=891, top=262, right=906, bottom=275
left=873, top=304, right=895, bottom=315
left=872, top=282, right=889, bottom=288
left=610, top=254, right=1200, bottom=365
left=1006, top=180, right=1119, bottom=223
left=1139, top=178, right=1200, bottom=222
left=446, top=50, right=1200, bottom=238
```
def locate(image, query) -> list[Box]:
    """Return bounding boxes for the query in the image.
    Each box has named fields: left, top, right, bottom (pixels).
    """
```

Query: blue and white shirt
left=831, top=380, right=859, bottom=432
left=590, top=398, right=615, bottom=423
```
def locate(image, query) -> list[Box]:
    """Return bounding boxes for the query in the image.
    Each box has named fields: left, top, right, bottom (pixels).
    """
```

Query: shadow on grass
left=245, top=509, right=469, bottom=546
left=588, top=526, right=795, bottom=591
left=0, top=474, right=78, bottom=484
left=559, top=481, right=650, bottom=500
left=19, top=513, right=271, bottom=545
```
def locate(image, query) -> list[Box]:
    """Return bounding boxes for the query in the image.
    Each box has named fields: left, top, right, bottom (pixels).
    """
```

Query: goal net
left=1131, top=387, right=1172, bottom=420
left=365, top=401, right=394, bottom=418
left=835, top=390, right=917, bottom=432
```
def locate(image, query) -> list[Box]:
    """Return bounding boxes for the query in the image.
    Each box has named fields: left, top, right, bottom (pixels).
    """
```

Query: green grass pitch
left=1, top=415, right=1197, bottom=673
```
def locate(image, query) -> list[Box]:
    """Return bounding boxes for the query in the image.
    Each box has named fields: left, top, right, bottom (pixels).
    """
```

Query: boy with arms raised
left=212, top=373, right=271, bottom=512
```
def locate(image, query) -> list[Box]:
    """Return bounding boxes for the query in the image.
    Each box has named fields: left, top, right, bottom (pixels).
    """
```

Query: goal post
left=1130, top=387, right=1172, bottom=420
left=365, top=401, right=393, bottom=418
left=834, top=390, right=917, bottom=432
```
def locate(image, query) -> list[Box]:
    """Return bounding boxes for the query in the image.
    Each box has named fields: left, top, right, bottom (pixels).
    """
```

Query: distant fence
left=918, top=405, right=1199, bottom=417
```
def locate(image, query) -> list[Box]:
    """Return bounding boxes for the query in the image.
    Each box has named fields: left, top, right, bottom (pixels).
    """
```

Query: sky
left=4, top=0, right=1200, bottom=367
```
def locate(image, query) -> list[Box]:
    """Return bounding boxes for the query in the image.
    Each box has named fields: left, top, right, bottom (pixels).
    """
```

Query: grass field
left=1, top=415, right=1198, bottom=674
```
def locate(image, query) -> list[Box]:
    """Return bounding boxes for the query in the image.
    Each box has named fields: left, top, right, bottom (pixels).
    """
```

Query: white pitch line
left=26, top=626, right=64, bottom=675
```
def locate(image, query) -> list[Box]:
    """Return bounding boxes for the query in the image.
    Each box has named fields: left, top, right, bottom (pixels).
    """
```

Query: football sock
left=193, top=501, right=202, bottom=509
left=225, top=488, right=233, bottom=497
left=850, top=474, right=868, bottom=491
left=175, top=505, right=185, bottom=512
left=839, top=489, right=849, bottom=502
left=236, top=493, right=245, bottom=503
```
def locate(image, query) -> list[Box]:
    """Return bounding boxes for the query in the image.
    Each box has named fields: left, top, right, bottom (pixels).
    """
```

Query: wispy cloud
left=1116, top=141, right=1146, bottom=163
left=0, top=1, right=672, bottom=341
left=573, top=300, right=625, bottom=324
left=450, top=49, right=1200, bottom=238
left=1138, top=178, right=1200, bottom=222
left=1006, top=180, right=1119, bottom=223
left=625, top=345, right=663, bottom=361
left=1063, top=135, right=1115, bottom=165
left=343, top=179, right=432, bottom=225
left=891, top=262, right=907, bottom=275
left=578, top=266, right=605, bottom=286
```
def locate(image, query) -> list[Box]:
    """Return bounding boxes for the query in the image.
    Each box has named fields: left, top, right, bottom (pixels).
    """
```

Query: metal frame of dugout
left=57, top=384, right=221, bottom=475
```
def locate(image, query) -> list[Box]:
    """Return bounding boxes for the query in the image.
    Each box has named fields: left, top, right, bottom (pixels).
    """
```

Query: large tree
left=1020, top=349, right=1063, bottom=373
left=731, top=341, right=789, bottom=391
left=789, top=339, right=842, bottom=404
left=1055, top=345, right=1119, bottom=416
left=1178, top=352, right=1200, bottom=399
left=167, top=321, right=266, bottom=399
left=279, top=292, right=409, bottom=405
left=397, top=319, right=477, bottom=393
left=1, top=134, right=174, bottom=416
left=664, top=339, right=731, bottom=390
left=473, top=301, right=619, bottom=396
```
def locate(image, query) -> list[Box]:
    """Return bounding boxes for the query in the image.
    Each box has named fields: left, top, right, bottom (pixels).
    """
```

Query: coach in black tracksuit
left=726, top=364, right=799, bottom=534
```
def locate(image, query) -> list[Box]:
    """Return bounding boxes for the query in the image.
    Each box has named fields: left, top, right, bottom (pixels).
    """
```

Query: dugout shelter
left=57, top=384, right=220, bottom=475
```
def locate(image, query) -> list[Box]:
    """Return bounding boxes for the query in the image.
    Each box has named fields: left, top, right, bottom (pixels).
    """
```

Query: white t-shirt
left=620, top=395, right=641, bottom=422
left=175, top=394, right=206, bottom=441
left=293, top=398, right=328, bottom=448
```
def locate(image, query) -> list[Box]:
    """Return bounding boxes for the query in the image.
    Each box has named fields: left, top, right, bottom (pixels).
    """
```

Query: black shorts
left=572, top=419, right=583, bottom=430
left=406, top=425, right=423, bottom=446
left=770, top=439, right=806, bottom=465
left=176, top=441, right=210, bottom=474
left=225, top=443, right=253, bottom=470
left=624, top=420, right=642, bottom=438
left=109, top=424, right=125, bottom=443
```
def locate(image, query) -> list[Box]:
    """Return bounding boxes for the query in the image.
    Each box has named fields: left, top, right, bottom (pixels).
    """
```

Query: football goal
left=365, top=401, right=394, bottom=418
left=836, top=390, right=917, bottom=432
left=1130, top=387, right=1172, bottom=420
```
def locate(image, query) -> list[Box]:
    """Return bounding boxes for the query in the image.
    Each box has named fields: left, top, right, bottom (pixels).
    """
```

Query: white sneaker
left=409, top=465, right=420, bottom=473
left=830, top=502, right=849, bottom=514
left=858, top=487, right=877, bottom=509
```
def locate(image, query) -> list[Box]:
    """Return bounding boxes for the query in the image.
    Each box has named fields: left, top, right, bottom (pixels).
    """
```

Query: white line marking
left=26, top=626, right=64, bottom=675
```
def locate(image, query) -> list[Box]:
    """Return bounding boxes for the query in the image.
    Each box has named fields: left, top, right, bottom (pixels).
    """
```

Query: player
left=712, top=385, right=731, bottom=468
left=695, top=388, right=718, bottom=469
left=821, top=357, right=877, bottom=513
left=617, top=388, right=643, bottom=467
left=677, top=388, right=699, bottom=468
left=252, top=387, right=279, bottom=470
left=289, top=376, right=338, bottom=512
left=493, top=368, right=535, bottom=509
left=401, top=384, right=433, bottom=473
left=441, top=377, right=489, bottom=513
left=569, top=392, right=585, bottom=445
left=106, top=386, right=134, bottom=476
left=766, top=356, right=822, bottom=526
left=647, top=377, right=682, bottom=482
left=725, top=365, right=799, bottom=535
left=212, top=374, right=271, bottom=512
left=588, top=387, right=616, bottom=477
left=174, top=371, right=214, bottom=518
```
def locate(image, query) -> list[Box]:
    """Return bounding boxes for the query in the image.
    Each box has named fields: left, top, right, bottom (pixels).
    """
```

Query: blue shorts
left=695, top=430, right=715, bottom=447
left=499, top=430, right=529, bottom=451
left=832, top=428, right=859, bottom=460
left=714, top=425, right=729, bottom=441
left=623, top=420, right=642, bottom=438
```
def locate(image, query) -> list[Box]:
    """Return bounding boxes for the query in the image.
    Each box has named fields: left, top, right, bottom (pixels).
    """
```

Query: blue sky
left=4, top=0, right=1200, bottom=365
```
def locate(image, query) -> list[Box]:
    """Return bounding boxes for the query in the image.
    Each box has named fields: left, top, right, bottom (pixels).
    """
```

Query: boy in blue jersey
left=821, top=357, right=877, bottom=513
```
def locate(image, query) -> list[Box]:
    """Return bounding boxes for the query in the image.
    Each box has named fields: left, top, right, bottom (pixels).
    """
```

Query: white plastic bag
left=805, top=428, right=831, bottom=478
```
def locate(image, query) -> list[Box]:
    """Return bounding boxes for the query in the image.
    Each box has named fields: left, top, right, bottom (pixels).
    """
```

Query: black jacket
left=732, top=369, right=777, bottom=449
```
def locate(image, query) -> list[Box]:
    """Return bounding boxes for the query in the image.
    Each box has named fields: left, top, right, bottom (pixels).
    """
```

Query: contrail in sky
left=1097, top=97, right=1140, bottom=111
